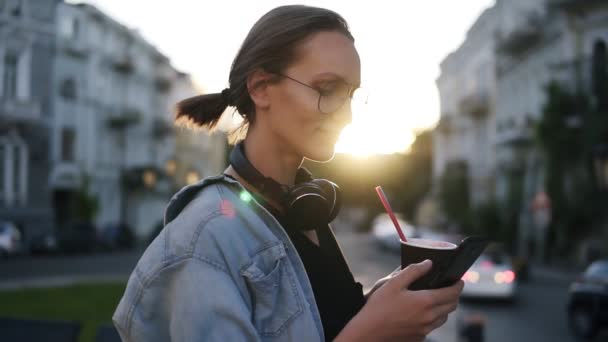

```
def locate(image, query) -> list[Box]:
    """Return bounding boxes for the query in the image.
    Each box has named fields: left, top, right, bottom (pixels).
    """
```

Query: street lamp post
left=593, top=144, right=608, bottom=191
left=591, top=144, right=608, bottom=263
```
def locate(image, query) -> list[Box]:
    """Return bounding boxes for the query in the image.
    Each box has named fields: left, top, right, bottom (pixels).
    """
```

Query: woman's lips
left=320, top=129, right=340, bottom=141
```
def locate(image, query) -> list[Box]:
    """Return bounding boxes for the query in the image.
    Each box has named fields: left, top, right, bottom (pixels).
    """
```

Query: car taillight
left=462, top=271, right=480, bottom=283
left=494, top=270, right=515, bottom=284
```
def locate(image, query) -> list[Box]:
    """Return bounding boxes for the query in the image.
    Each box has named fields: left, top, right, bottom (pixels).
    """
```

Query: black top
left=259, top=200, right=366, bottom=341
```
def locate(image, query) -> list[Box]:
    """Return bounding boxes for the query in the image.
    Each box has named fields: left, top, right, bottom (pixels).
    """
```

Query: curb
left=0, top=274, right=130, bottom=291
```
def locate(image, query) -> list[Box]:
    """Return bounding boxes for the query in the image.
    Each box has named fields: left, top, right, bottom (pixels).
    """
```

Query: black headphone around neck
left=228, top=141, right=342, bottom=231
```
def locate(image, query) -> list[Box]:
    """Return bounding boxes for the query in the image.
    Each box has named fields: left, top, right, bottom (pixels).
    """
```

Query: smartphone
left=410, top=236, right=490, bottom=290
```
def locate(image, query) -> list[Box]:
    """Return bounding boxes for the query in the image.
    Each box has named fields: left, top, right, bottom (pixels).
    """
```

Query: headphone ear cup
left=287, top=183, right=330, bottom=230
left=310, top=179, right=341, bottom=223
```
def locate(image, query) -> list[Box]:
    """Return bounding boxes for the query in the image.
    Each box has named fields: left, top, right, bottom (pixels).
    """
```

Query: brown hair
left=174, top=5, right=353, bottom=141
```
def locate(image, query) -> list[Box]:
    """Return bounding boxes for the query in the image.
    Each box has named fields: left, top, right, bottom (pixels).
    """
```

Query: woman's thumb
left=391, top=260, right=433, bottom=290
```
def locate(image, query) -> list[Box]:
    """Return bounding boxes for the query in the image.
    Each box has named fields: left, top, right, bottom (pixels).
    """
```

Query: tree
left=535, top=81, right=606, bottom=258
left=74, top=174, right=99, bottom=222
left=438, top=160, right=470, bottom=230
left=398, top=130, right=433, bottom=220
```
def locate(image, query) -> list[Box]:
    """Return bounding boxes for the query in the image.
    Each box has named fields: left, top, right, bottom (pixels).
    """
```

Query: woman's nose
left=333, top=100, right=353, bottom=128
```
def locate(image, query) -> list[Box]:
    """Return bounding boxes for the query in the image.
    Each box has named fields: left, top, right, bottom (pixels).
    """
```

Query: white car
left=371, top=213, right=416, bottom=252
left=0, top=221, right=22, bottom=258
left=461, top=249, right=517, bottom=300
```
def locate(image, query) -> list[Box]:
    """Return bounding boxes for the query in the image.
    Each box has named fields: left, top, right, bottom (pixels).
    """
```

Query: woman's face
left=265, top=30, right=361, bottom=162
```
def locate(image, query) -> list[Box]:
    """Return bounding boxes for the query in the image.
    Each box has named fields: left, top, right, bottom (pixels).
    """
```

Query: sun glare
left=334, top=95, right=416, bottom=156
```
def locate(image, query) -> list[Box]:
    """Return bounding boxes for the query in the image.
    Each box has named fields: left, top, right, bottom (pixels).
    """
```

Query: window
left=592, top=39, right=607, bottom=110
left=0, top=134, right=27, bottom=206
left=13, top=143, right=20, bottom=202
left=60, top=78, right=77, bottom=100
left=73, top=19, right=79, bottom=39
left=60, top=17, right=79, bottom=40
left=0, top=145, right=4, bottom=203
left=2, top=53, right=18, bottom=99
left=61, top=128, right=75, bottom=162
left=9, top=0, right=21, bottom=17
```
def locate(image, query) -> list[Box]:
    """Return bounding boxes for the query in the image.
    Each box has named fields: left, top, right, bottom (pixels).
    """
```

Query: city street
left=333, top=225, right=581, bottom=342
left=0, top=224, right=590, bottom=341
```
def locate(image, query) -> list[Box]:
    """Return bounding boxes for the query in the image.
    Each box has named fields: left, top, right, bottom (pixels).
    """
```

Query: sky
left=78, top=0, right=496, bottom=156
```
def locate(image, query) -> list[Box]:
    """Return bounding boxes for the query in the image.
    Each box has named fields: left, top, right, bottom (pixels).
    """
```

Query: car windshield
left=584, top=261, right=608, bottom=279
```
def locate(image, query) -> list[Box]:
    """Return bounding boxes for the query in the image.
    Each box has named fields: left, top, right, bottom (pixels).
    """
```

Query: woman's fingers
left=433, top=300, right=459, bottom=318
left=388, top=260, right=433, bottom=291
left=419, top=280, right=464, bottom=306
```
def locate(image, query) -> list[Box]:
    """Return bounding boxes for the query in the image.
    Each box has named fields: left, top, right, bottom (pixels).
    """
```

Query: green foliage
left=74, top=175, right=99, bottom=222
left=398, top=130, right=433, bottom=220
left=468, top=200, right=507, bottom=242
left=535, top=81, right=608, bottom=255
left=301, top=130, right=434, bottom=231
left=438, top=160, right=470, bottom=229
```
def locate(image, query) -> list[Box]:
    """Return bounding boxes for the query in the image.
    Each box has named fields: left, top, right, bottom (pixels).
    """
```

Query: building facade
left=0, top=0, right=61, bottom=243
left=434, top=0, right=608, bottom=261
left=53, top=3, right=227, bottom=241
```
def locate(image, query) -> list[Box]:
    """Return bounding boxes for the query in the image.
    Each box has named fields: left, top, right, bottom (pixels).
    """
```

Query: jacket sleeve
left=114, top=257, right=260, bottom=342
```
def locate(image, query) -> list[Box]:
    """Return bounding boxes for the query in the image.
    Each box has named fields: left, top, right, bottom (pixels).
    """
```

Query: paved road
left=0, top=249, right=142, bottom=289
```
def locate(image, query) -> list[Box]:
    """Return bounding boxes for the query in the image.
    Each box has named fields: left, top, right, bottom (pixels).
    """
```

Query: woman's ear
left=247, top=69, right=273, bottom=111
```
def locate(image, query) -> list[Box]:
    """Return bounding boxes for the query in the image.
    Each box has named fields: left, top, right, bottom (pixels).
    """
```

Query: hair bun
left=221, top=88, right=234, bottom=107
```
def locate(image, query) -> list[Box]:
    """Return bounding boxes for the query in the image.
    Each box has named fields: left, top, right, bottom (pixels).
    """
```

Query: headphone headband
left=228, top=141, right=340, bottom=230
left=229, top=141, right=287, bottom=204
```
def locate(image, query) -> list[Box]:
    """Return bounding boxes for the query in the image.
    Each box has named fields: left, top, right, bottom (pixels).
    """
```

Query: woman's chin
left=305, top=145, right=336, bottom=163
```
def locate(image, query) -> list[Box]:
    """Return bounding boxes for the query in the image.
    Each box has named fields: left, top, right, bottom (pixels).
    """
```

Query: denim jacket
left=112, top=174, right=326, bottom=341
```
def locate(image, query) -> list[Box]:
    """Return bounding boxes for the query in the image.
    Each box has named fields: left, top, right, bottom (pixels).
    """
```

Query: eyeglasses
left=277, top=73, right=368, bottom=114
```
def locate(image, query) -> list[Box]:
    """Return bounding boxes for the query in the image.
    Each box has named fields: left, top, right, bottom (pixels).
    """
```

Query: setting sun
left=333, top=88, right=419, bottom=156
left=334, top=116, right=415, bottom=157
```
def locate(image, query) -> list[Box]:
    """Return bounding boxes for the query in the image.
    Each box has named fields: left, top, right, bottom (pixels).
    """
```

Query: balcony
left=112, top=54, right=134, bottom=74
left=0, top=97, right=42, bottom=123
left=549, top=0, right=606, bottom=11
left=436, top=115, right=454, bottom=135
left=496, top=14, right=544, bottom=56
left=49, top=162, right=82, bottom=190
left=155, top=77, right=172, bottom=93
left=495, top=126, right=534, bottom=148
left=107, top=109, right=141, bottom=130
left=152, top=117, right=174, bottom=138
left=459, top=90, right=490, bottom=120
left=60, top=38, right=89, bottom=59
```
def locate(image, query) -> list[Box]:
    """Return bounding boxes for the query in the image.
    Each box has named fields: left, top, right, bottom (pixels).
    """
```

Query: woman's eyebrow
left=313, top=72, right=359, bottom=87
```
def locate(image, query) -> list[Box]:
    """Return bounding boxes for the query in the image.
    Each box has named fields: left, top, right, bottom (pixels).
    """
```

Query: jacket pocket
left=241, top=242, right=303, bottom=337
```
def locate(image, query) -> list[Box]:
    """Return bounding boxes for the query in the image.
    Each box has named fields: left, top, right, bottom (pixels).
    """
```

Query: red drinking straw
left=375, top=186, right=408, bottom=242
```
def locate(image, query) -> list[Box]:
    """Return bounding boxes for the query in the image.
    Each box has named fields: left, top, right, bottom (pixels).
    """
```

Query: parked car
left=371, top=213, right=416, bottom=252
left=567, top=259, right=608, bottom=340
left=29, top=231, right=59, bottom=255
left=461, top=245, right=517, bottom=300
left=97, top=222, right=135, bottom=251
left=57, top=221, right=97, bottom=254
left=0, top=221, right=22, bottom=258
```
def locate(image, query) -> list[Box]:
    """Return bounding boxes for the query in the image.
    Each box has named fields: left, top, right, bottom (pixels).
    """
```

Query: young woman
left=113, top=5, right=463, bottom=341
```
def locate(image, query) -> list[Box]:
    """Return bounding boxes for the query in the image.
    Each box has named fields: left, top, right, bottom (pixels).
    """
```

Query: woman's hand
left=336, top=260, right=463, bottom=342
left=364, top=266, right=401, bottom=301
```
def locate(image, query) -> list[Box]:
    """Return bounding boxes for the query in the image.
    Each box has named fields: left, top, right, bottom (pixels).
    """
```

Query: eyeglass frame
left=274, top=73, right=365, bottom=114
